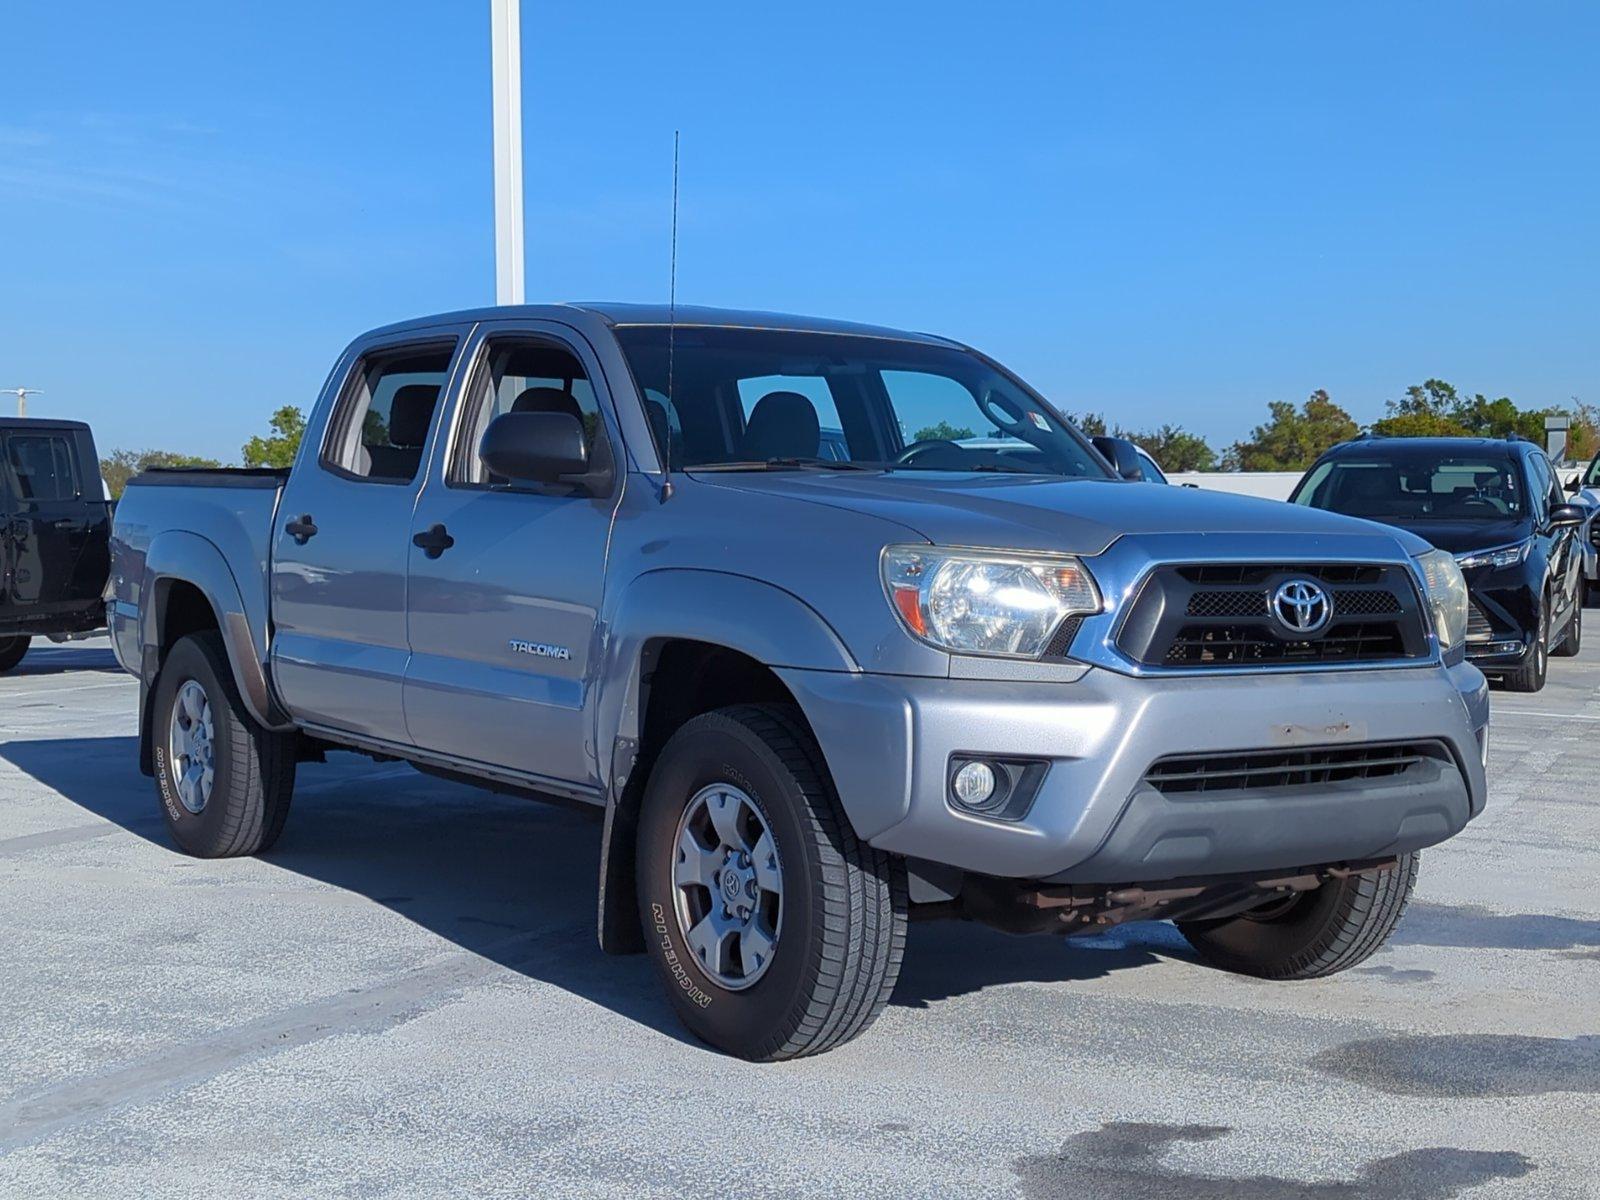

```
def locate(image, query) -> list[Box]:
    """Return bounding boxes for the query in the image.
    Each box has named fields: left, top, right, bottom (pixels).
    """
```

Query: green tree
left=1131, top=424, right=1217, bottom=472
left=100, top=448, right=223, bottom=499
left=1225, top=390, right=1358, bottom=471
left=242, top=405, right=307, bottom=468
left=912, top=420, right=976, bottom=442
left=1070, top=412, right=1109, bottom=437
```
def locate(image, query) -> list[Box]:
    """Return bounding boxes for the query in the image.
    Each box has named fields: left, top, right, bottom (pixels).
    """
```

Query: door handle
left=411, top=523, right=455, bottom=559
left=284, top=514, right=318, bottom=544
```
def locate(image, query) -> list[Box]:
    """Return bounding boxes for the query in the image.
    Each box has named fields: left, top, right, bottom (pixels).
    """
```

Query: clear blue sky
left=3, top=1, right=1597, bottom=462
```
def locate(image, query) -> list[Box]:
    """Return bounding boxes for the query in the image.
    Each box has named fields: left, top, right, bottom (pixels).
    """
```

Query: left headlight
left=1455, top=539, right=1531, bottom=570
left=881, top=545, right=1102, bottom=658
left=1416, top=548, right=1470, bottom=651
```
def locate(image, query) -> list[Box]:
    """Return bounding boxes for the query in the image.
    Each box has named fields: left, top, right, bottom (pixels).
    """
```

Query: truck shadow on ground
left=0, top=736, right=1178, bottom=1040
left=8, top=643, right=123, bottom=677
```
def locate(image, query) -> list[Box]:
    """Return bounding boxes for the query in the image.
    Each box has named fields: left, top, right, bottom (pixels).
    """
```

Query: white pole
left=490, top=0, right=526, bottom=305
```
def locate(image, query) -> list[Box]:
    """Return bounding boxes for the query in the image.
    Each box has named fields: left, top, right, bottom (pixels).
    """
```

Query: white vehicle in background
left=1563, top=450, right=1600, bottom=605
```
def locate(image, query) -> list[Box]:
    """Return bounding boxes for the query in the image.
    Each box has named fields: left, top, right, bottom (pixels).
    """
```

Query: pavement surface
left=0, top=636, right=1593, bottom=1198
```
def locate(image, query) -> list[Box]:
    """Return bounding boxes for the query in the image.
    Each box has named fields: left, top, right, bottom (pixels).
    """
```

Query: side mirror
left=1092, top=435, right=1146, bottom=481
left=1549, top=503, right=1586, bottom=529
left=480, top=412, right=598, bottom=487
left=1566, top=476, right=1583, bottom=493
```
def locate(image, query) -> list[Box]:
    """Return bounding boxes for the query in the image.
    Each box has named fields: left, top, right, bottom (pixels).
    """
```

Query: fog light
left=952, top=760, right=998, bottom=808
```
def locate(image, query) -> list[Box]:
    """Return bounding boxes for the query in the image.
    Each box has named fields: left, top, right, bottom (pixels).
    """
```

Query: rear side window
left=7, top=434, right=79, bottom=501
left=323, top=343, right=455, bottom=483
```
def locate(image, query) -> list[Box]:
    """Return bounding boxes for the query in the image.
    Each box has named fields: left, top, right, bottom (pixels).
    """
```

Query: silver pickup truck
left=110, top=303, right=1489, bottom=1060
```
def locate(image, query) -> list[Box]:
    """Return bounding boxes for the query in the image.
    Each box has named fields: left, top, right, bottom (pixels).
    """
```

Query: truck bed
left=109, top=468, right=289, bottom=679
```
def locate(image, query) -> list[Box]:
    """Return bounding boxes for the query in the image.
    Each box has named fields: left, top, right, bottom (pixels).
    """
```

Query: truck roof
left=361, top=302, right=964, bottom=347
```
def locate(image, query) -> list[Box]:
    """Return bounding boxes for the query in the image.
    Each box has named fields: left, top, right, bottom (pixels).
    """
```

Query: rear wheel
left=0, top=636, right=28, bottom=673
left=151, top=631, right=296, bottom=857
left=1553, top=594, right=1582, bottom=657
left=1501, top=599, right=1549, bottom=692
left=1177, top=854, right=1419, bottom=979
left=636, top=704, right=906, bottom=1060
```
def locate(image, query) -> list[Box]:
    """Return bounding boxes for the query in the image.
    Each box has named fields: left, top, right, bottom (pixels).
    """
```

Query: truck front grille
left=1144, top=740, right=1445, bottom=795
left=1116, top=562, right=1431, bottom=670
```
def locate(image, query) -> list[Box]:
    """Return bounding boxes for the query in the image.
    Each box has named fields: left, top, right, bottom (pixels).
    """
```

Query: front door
left=269, top=333, right=466, bottom=742
left=403, top=325, right=621, bottom=791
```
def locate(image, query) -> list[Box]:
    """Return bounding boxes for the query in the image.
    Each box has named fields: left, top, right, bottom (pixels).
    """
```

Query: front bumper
left=780, top=661, right=1489, bottom=882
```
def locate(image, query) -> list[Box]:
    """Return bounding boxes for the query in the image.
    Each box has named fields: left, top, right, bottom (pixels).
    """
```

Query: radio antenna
left=661, top=129, right=680, bottom=500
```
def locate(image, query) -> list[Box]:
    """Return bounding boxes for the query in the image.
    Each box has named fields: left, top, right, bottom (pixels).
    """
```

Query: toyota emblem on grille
left=1271, top=579, right=1332, bottom=635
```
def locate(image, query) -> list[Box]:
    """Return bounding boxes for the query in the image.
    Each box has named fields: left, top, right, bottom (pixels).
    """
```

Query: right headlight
left=1416, top=548, right=1469, bottom=651
left=881, top=545, right=1102, bottom=658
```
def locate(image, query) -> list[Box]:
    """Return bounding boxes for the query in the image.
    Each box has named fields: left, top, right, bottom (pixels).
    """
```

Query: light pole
left=490, top=0, right=525, bottom=305
left=2, top=388, right=41, bottom=417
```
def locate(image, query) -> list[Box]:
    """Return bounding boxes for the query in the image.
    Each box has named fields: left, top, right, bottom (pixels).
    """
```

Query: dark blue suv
left=1291, top=435, right=1586, bottom=691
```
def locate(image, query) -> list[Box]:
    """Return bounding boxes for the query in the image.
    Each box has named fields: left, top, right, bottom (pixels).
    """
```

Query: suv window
left=1527, top=451, right=1554, bottom=524
left=323, top=344, right=455, bottom=483
left=453, top=338, right=602, bottom=486
left=1293, top=451, right=1524, bottom=521
left=7, top=434, right=79, bottom=501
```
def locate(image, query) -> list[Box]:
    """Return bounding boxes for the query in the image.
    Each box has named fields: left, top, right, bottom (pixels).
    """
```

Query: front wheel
left=151, top=631, right=296, bottom=857
left=1553, top=595, right=1582, bottom=657
left=1501, top=600, right=1549, bottom=692
left=636, top=704, right=906, bottom=1060
left=0, top=636, right=30, bottom=673
left=1177, top=854, right=1419, bottom=979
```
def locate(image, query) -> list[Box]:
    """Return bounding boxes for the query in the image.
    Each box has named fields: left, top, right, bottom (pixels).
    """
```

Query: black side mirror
left=1092, top=435, right=1146, bottom=481
left=1549, top=503, right=1586, bottom=529
left=480, top=412, right=608, bottom=491
left=1566, top=476, right=1583, bottom=493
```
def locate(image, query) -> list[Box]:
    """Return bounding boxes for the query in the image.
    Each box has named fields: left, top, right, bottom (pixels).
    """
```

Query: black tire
left=636, top=704, right=906, bottom=1061
left=1177, top=853, right=1419, bottom=979
left=1553, top=594, right=1582, bottom=657
left=0, top=636, right=29, bottom=673
left=1501, top=598, right=1549, bottom=692
left=151, top=631, right=295, bottom=857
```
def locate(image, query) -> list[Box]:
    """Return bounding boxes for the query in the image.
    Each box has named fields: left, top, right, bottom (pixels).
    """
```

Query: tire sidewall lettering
left=651, top=901, right=714, bottom=1009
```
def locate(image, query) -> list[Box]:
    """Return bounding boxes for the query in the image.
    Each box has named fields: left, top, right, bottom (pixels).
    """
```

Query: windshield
left=1292, top=453, right=1525, bottom=521
left=612, top=326, right=1109, bottom=477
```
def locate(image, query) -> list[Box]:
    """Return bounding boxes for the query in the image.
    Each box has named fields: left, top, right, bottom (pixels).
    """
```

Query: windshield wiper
left=691, top=458, right=878, bottom=472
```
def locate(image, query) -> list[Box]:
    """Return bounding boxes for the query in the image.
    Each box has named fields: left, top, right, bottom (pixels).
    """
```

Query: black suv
left=1291, top=435, right=1585, bottom=691
left=0, top=418, right=112, bottom=672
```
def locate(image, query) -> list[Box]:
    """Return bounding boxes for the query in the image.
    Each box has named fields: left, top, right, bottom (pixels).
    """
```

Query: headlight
left=881, top=545, right=1101, bottom=658
left=1455, top=540, right=1530, bottom=570
left=1416, top=549, right=1469, bottom=651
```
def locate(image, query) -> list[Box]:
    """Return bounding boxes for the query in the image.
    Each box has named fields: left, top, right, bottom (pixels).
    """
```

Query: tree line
left=98, top=386, right=1595, bottom=498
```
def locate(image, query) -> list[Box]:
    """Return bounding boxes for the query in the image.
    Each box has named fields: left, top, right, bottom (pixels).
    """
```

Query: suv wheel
left=636, top=704, right=906, bottom=1060
left=1502, top=598, right=1549, bottom=691
left=151, top=631, right=296, bottom=857
left=1553, top=594, right=1582, bottom=657
left=0, top=636, right=29, bottom=673
left=1177, top=854, right=1419, bottom=979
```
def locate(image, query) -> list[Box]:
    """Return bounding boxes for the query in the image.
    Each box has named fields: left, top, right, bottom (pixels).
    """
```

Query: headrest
left=511, top=386, right=582, bottom=422
left=387, top=384, right=440, bottom=448
left=742, top=391, right=820, bottom=461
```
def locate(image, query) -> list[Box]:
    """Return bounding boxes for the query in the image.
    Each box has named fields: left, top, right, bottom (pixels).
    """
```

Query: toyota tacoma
left=109, top=304, right=1489, bottom=1059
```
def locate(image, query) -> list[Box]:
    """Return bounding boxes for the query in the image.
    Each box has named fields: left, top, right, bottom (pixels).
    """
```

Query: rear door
left=269, top=331, right=468, bottom=743
left=0, top=429, right=97, bottom=619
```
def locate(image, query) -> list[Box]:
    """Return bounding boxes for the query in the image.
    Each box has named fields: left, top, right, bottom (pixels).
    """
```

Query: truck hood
left=1344, top=516, right=1533, bottom=556
left=693, top=472, right=1430, bottom=557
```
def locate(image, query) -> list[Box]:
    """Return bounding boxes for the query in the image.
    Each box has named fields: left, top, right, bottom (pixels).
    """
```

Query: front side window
left=452, top=338, right=602, bottom=486
left=613, top=326, right=1108, bottom=478
left=323, top=344, right=455, bottom=483
left=1293, top=453, right=1524, bottom=521
left=7, top=434, right=78, bottom=501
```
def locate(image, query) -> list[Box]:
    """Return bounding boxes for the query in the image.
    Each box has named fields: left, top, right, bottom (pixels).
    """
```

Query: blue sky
left=2, top=1, right=1597, bottom=462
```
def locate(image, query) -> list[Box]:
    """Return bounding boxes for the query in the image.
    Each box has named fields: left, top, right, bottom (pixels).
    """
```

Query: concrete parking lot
left=0, top=638, right=1593, bottom=1198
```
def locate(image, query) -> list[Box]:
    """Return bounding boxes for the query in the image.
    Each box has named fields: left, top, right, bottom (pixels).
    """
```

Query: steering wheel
left=894, top=439, right=964, bottom=467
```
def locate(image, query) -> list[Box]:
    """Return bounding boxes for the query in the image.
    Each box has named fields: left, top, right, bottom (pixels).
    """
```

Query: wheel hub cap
left=167, top=679, right=215, bottom=815
left=671, top=784, right=783, bottom=990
